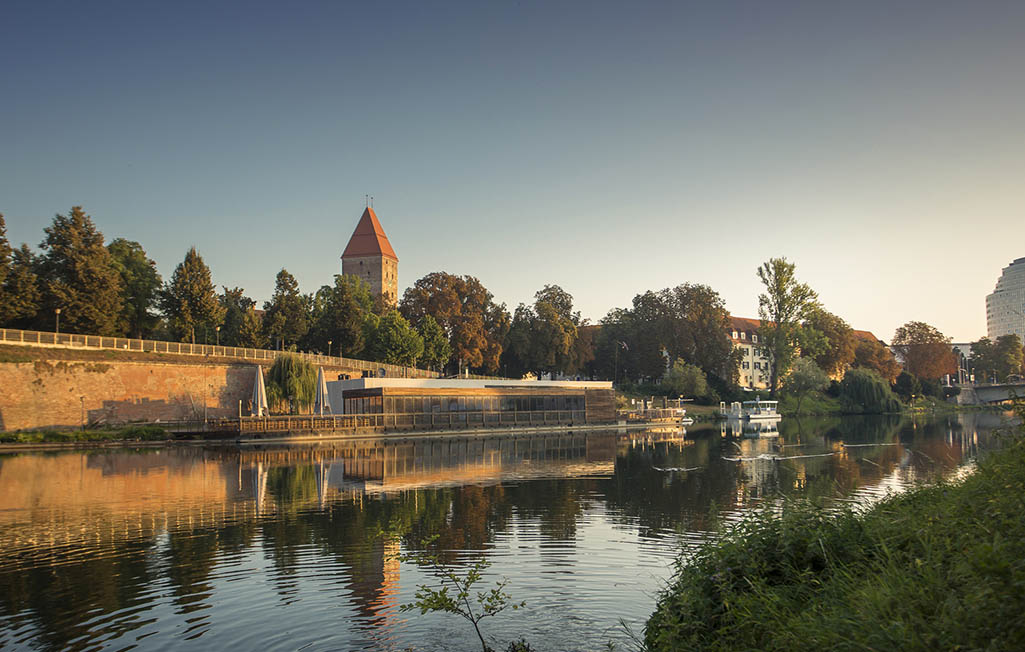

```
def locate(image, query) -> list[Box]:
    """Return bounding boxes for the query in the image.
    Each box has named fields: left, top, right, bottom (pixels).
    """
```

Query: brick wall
left=0, top=358, right=363, bottom=431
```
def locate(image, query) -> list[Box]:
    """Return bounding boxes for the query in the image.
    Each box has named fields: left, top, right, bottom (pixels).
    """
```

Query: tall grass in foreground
left=646, top=426, right=1025, bottom=650
left=0, top=425, right=170, bottom=443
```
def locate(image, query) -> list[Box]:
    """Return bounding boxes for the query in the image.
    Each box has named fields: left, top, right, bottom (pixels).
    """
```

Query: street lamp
left=216, top=325, right=221, bottom=346
left=328, top=340, right=332, bottom=357
left=55, top=308, right=61, bottom=336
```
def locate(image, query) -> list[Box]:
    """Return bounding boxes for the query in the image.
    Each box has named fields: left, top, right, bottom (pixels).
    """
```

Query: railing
left=208, top=410, right=589, bottom=435
left=0, top=327, right=438, bottom=379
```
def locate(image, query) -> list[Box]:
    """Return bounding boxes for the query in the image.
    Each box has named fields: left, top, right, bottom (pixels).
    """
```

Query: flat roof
left=327, top=378, right=613, bottom=391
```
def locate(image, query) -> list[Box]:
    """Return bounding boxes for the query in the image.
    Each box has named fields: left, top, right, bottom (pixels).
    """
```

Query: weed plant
left=646, top=421, right=1025, bottom=650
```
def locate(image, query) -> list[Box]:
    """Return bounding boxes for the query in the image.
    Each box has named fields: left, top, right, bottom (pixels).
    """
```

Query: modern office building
left=986, top=257, right=1025, bottom=342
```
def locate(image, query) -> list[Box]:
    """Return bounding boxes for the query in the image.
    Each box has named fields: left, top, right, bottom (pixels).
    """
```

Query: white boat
left=721, top=400, right=782, bottom=421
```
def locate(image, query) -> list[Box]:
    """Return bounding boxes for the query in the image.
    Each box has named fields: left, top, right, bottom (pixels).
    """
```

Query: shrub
left=840, top=368, right=901, bottom=414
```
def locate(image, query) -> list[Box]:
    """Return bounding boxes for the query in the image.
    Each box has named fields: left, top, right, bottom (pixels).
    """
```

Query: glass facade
left=343, top=393, right=586, bottom=415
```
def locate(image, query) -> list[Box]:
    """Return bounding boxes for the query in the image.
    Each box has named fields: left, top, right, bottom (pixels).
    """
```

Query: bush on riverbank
left=0, top=425, right=170, bottom=443
left=645, top=426, right=1025, bottom=650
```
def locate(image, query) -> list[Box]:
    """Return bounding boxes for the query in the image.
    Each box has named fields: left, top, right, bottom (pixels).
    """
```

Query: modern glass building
left=986, top=257, right=1025, bottom=342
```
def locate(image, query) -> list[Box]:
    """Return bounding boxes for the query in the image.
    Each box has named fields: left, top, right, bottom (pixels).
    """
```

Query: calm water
left=0, top=413, right=1008, bottom=651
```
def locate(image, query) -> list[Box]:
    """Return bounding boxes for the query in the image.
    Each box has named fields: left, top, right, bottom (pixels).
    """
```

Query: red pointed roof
left=341, top=207, right=398, bottom=261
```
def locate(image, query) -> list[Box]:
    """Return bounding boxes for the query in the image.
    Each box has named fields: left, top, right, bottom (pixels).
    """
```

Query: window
left=752, top=334, right=758, bottom=343
left=732, top=331, right=738, bottom=339
left=754, top=362, right=761, bottom=370
left=743, top=362, right=750, bottom=369
left=740, top=332, right=746, bottom=339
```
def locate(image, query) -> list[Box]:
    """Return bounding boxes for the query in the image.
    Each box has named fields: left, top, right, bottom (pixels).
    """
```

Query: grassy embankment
left=0, top=425, right=176, bottom=444
left=645, top=416, right=1025, bottom=650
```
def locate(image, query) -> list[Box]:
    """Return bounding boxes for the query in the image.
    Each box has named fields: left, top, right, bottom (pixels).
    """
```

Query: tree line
left=3, top=208, right=1017, bottom=390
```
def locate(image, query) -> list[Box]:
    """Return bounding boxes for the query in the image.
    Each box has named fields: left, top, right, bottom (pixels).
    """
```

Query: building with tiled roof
left=728, top=316, right=773, bottom=390
left=341, top=206, right=399, bottom=306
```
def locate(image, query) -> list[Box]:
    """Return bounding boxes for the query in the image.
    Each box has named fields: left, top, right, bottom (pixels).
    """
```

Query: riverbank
left=645, top=420, right=1025, bottom=650
left=0, top=425, right=178, bottom=445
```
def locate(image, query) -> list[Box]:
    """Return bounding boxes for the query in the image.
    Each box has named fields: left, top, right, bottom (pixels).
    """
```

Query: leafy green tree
left=891, top=321, right=956, bottom=380
left=756, top=257, right=819, bottom=396
left=662, top=359, right=708, bottom=398
left=893, top=371, right=922, bottom=402
left=783, top=358, right=829, bottom=415
left=36, top=206, right=124, bottom=335
left=971, top=335, right=1024, bottom=383
left=852, top=336, right=902, bottom=383
left=219, top=287, right=265, bottom=348
left=160, top=247, right=225, bottom=343
left=265, top=353, right=316, bottom=413
left=400, top=272, right=510, bottom=374
left=263, top=269, right=309, bottom=349
left=0, top=216, right=40, bottom=327
left=305, top=274, right=374, bottom=357
left=418, top=314, right=451, bottom=371
left=800, top=308, right=856, bottom=378
left=841, top=368, right=902, bottom=413
left=108, top=238, right=162, bottom=338
left=367, top=310, right=424, bottom=366
left=0, top=244, right=41, bottom=328
left=660, top=283, right=740, bottom=384
left=502, top=285, right=579, bottom=378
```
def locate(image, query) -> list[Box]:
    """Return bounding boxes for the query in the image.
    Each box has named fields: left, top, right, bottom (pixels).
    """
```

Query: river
left=0, top=412, right=1008, bottom=651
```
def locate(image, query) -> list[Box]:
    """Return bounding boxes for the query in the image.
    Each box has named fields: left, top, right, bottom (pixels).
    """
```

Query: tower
left=341, top=206, right=399, bottom=306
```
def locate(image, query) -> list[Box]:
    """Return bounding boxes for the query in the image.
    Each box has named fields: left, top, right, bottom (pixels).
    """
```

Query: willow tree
left=265, top=353, right=316, bottom=414
left=756, top=257, right=819, bottom=396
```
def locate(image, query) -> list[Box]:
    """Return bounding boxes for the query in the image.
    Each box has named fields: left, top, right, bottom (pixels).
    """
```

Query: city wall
left=0, top=354, right=364, bottom=432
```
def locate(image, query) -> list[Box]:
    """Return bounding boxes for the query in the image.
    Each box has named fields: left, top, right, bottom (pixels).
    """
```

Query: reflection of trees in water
left=0, top=417, right=1001, bottom=650
left=0, top=540, right=156, bottom=651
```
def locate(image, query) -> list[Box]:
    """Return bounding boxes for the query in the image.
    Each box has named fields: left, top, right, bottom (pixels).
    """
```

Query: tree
left=305, top=274, right=374, bottom=357
left=661, top=359, right=708, bottom=398
left=36, top=206, right=124, bottom=335
left=894, top=371, right=922, bottom=402
left=0, top=244, right=41, bottom=328
left=891, top=321, right=956, bottom=380
left=160, top=247, right=225, bottom=343
left=400, top=272, right=510, bottom=374
left=502, top=285, right=579, bottom=378
left=852, top=336, right=902, bottom=383
left=0, top=215, right=40, bottom=327
left=265, top=353, right=316, bottom=413
left=219, top=287, right=264, bottom=348
left=800, top=308, right=856, bottom=378
left=840, top=368, right=902, bottom=414
left=783, top=358, right=829, bottom=415
left=263, top=269, right=309, bottom=349
left=366, top=310, right=424, bottom=366
left=108, top=238, right=162, bottom=338
left=972, top=335, right=1024, bottom=383
left=659, top=283, right=740, bottom=384
left=756, top=257, right=819, bottom=396
left=418, top=315, right=451, bottom=371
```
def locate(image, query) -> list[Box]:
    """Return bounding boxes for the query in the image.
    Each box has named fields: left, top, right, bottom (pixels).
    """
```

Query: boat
left=720, top=399, right=782, bottom=422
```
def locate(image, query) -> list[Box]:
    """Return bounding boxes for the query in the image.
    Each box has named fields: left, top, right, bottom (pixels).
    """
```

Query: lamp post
left=216, top=325, right=221, bottom=346
left=55, top=308, right=61, bottom=336
left=328, top=340, right=332, bottom=357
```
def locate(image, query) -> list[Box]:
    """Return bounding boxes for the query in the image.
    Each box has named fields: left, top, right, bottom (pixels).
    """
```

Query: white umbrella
left=315, top=366, right=331, bottom=415
left=252, top=365, right=268, bottom=417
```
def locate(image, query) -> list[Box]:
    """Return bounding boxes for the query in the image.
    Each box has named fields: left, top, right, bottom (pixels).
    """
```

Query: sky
left=3, top=0, right=1024, bottom=343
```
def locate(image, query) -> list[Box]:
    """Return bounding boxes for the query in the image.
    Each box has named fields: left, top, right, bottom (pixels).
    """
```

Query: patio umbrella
left=315, top=366, right=331, bottom=415
left=252, top=365, right=268, bottom=417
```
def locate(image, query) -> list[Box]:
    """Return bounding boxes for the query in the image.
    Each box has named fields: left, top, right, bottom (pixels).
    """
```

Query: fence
left=0, top=327, right=439, bottom=379
left=208, top=410, right=590, bottom=435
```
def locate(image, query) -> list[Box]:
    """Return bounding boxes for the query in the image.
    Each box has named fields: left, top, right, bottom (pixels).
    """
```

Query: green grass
left=646, top=427, right=1025, bottom=650
left=0, top=425, right=171, bottom=444
left=777, top=391, right=844, bottom=416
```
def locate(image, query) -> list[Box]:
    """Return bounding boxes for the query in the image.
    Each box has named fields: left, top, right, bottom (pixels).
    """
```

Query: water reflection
left=0, top=414, right=1009, bottom=651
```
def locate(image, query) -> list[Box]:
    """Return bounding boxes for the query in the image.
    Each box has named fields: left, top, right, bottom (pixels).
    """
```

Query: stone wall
left=0, top=357, right=361, bottom=431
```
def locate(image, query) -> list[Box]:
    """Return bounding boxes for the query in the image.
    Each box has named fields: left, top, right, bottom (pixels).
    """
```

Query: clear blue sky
left=3, top=0, right=1024, bottom=342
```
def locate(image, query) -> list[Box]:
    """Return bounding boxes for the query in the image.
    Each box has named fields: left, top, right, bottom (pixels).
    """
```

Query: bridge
left=956, top=383, right=1025, bottom=405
